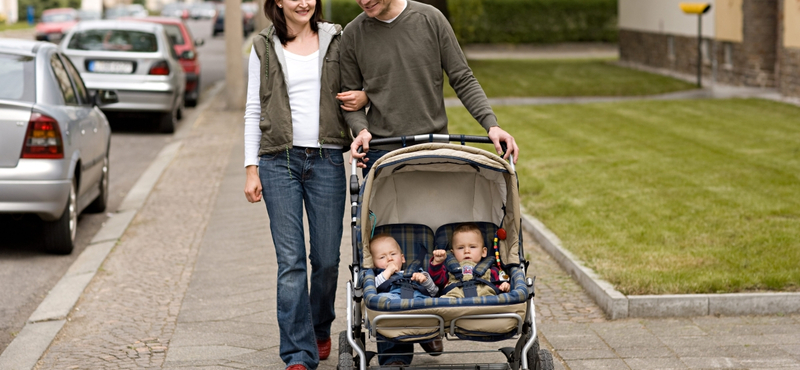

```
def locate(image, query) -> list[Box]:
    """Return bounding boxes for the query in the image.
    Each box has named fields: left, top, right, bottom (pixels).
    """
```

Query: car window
left=60, top=54, right=89, bottom=104
left=164, top=24, right=185, bottom=46
left=0, top=53, right=35, bottom=102
left=67, top=29, right=158, bottom=52
left=42, top=12, right=76, bottom=23
left=50, top=54, right=78, bottom=105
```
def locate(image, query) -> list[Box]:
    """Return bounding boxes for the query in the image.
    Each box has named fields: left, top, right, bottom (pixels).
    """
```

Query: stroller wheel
left=525, top=340, right=554, bottom=370
left=338, top=330, right=355, bottom=370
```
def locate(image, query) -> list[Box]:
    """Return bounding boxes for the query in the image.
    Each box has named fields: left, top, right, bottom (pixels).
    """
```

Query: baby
left=428, top=223, right=510, bottom=298
left=370, top=234, right=438, bottom=299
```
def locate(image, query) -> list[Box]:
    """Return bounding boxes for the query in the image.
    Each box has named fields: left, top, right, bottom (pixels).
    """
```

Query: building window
left=723, top=42, right=733, bottom=69
left=668, top=36, right=675, bottom=61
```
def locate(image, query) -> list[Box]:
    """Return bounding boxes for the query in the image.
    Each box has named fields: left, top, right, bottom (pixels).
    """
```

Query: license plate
left=87, top=60, right=134, bottom=74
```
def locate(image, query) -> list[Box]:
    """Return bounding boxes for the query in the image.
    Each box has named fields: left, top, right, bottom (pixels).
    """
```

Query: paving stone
left=614, top=346, right=675, bottom=358
left=557, top=348, right=618, bottom=360
left=565, top=358, right=631, bottom=370
left=624, top=356, right=687, bottom=369
left=680, top=357, right=743, bottom=369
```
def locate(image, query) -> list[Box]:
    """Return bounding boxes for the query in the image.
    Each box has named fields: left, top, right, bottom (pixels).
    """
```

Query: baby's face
left=371, top=239, right=405, bottom=271
left=451, top=230, right=487, bottom=262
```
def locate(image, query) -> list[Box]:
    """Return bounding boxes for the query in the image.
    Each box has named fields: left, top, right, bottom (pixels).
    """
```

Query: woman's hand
left=244, top=165, right=262, bottom=203
left=337, top=90, right=369, bottom=112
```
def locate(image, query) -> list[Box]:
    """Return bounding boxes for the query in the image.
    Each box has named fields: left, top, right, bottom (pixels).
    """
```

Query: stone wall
left=619, top=0, right=778, bottom=88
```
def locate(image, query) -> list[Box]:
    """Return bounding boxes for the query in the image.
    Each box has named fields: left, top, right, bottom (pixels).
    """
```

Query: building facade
left=618, top=0, right=800, bottom=98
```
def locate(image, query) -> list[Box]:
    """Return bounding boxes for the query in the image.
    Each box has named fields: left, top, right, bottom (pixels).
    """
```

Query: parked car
left=0, top=39, right=117, bottom=254
left=161, top=2, right=190, bottom=19
left=35, top=8, right=78, bottom=42
left=189, top=2, right=216, bottom=19
left=60, top=20, right=186, bottom=133
left=104, top=4, right=148, bottom=20
left=212, top=7, right=254, bottom=37
left=130, top=16, right=203, bottom=106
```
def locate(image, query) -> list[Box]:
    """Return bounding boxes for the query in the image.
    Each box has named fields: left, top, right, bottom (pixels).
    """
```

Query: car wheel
left=159, top=103, right=178, bottom=134
left=43, top=178, right=77, bottom=255
left=186, top=78, right=200, bottom=107
left=86, top=148, right=109, bottom=213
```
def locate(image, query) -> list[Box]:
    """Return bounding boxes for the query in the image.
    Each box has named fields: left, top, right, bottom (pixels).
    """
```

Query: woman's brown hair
left=263, top=0, right=324, bottom=45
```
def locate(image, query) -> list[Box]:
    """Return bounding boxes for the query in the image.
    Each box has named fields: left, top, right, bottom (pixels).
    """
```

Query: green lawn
left=0, top=22, right=32, bottom=32
left=447, top=98, right=800, bottom=295
left=445, top=59, right=697, bottom=98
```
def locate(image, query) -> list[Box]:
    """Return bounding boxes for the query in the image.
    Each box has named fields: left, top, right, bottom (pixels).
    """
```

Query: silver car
left=0, top=39, right=117, bottom=254
left=60, top=20, right=185, bottom=133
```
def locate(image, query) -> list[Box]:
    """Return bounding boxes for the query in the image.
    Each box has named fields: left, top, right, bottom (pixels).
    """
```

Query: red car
left=128, top=17, right=204, bottom=107
left=35, top=8, right=78, bottom=42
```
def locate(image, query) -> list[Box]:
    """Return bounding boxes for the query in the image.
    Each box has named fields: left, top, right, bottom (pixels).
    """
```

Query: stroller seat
left=362, top=223, right=529, bottom=342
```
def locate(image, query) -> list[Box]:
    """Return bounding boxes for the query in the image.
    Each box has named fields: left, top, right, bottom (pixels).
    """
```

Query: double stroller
left=339, top=135, right=555, bottom=370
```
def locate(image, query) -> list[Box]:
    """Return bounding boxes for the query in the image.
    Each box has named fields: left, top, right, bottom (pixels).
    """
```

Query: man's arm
left=339, top=25, right=372, bottom=166
left=434, top=11, right=519, bottom=162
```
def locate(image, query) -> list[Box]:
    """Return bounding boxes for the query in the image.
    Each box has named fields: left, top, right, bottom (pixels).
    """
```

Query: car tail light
left=21, top=113, right=64, bottom=159
left=149, top=60, right=170, bottom=75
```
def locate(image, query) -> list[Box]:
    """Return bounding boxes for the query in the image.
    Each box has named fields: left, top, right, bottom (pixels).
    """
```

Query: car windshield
left=42, top=12, right=76, bottom=23
left=164, top=24, right=185, bottom=45
left=67, top=29, right=159, bottom=52
left=0, top=53, right=35, bottom=102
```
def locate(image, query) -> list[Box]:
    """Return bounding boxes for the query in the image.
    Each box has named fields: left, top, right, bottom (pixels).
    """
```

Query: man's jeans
left=259, top=147, right=346, bottom=369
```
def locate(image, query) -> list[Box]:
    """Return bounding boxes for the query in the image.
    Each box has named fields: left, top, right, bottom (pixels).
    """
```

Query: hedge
left=328, top=0, right=617, bottom=44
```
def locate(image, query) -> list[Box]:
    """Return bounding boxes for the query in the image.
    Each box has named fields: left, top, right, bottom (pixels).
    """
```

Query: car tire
left=85, top=148, right=109, bottom=213
left=43, top=178, right=77, bottom=255
left=159, top=103, right=178, bottom=133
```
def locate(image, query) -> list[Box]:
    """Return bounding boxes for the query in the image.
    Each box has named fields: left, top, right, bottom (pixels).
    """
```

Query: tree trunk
left=415, top=0, right=449, bottom=20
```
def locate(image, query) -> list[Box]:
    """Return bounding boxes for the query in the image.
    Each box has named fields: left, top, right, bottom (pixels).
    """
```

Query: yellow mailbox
left=680, top=3, right=712, bottom=86
left=680, top=3, right=711, bottom=14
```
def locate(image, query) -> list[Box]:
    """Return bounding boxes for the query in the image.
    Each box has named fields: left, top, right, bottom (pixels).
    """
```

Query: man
left=338, top=0, right=519, bottom=365
left=339, top=0, right=519, bottom=176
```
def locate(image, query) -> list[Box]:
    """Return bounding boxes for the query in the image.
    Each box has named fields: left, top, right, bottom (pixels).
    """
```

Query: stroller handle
left=363, top=134, right=505, bottom=152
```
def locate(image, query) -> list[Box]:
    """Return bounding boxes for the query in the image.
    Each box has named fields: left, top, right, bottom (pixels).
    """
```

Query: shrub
left=328, top=0, right=618, bottom=44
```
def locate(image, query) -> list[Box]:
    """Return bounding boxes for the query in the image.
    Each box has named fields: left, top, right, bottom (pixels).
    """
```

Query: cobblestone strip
left=34, top=100, right=239, bottom=369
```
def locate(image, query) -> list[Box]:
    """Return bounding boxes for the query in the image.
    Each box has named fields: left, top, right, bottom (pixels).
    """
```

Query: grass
left=0, top=22, right=32, bottom=32
left=444, top=58, right=697, bottom=98
left=447, top=98, right=800, bottom=295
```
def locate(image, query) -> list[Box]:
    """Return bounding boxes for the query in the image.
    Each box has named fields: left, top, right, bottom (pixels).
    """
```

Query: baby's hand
left=432, top=250, right=446, bottom=265
left=411, top=272, right=428, bottom=283
left=499, top=282, right=510, bottom=293
left=382, top=264, right=398, bottom=279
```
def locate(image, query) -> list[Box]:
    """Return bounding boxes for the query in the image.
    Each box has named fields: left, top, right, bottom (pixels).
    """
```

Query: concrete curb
left=521, top=212, right=800, bottom=319
left=0, top=141, right=184, bottom=370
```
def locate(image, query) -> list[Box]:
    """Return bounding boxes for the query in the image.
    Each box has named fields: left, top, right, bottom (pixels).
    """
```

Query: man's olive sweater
left=340, top=1, right=498, bottom=140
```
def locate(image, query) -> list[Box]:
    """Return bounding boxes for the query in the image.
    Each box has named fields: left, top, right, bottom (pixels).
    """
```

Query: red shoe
left=317, top=337, right=332, bottom=360
left=286, top=365, right=307, bottom=370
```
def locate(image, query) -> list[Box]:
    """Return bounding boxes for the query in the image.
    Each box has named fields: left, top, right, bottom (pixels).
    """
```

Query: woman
left=242, top=0, right=367, bottom=369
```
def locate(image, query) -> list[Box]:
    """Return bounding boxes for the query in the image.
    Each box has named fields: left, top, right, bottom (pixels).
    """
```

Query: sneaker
left=286, top=365, right=307, bottom=370
left=317, top=337, right=331, bottom=360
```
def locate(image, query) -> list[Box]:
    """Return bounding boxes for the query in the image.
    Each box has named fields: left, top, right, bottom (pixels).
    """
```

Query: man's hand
left=411, top=272, right=428, bottom=283
left=499, top=281, right=510, bottom=292
left=337, top=90, right=369, bottom=112
left=488, top=126, right=519, bottom=164
left=431, top=249, right=447, bottom=265
left=244, top=166, right=262, bottom=203
left=349, top=129, right=372, bottom=168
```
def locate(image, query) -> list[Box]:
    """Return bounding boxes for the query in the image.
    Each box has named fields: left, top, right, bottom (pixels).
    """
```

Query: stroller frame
left=340, top=135, right=553, bottom=370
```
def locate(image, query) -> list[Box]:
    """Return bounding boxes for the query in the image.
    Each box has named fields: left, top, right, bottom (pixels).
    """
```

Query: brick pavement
left=30, top=97, right=800, bottom=369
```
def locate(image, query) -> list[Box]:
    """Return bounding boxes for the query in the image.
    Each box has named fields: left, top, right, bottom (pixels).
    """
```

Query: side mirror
left=91, top=89, right=119, bottom=106
left=180, top=50, right=196, bottom=60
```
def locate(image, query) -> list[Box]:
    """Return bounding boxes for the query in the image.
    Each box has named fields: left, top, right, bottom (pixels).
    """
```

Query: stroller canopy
left=360, top=143, right=522, bottom=268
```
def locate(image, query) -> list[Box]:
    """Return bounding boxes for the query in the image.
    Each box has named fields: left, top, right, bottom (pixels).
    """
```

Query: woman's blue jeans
left=259, top=147, right=346, bottom=369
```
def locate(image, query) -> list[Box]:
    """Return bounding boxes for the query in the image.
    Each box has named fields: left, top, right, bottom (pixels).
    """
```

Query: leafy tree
left=416, top=0, right=448, bottom=20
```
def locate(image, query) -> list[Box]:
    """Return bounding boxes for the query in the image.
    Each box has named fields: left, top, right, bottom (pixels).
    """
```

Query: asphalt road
left=0, top=19, right=246, bottom=353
